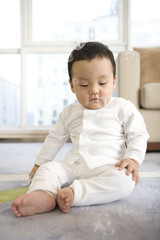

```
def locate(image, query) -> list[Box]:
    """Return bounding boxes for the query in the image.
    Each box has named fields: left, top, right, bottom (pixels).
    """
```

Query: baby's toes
left=14, top=209, right=22, bottom=217
left=16, top=212, right=22, bottom=217
left=64, top=197, right=70, bottom=203
left=65, top=202, right=70, bottom=208
left=63, top=207, right=70, bottom=213
left=64, top=198, right=70, bottom=205
left=12, top=205, right=16, bottom=212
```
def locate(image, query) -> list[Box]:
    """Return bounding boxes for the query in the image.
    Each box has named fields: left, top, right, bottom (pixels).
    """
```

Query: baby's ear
left=113, top=76, right=116, bottom=89
left=69, top=79, right=75, bottom=93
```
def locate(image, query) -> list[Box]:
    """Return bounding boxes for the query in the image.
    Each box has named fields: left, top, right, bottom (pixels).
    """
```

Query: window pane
left=0, top=0, right=20, bottom=48
left=32, top=0, right=120, bottom=42
left=0, top=55, right=20, bottom=126
left=131, top=0, right=160, bottom=47
left=26, top=54, right=76, bottom=126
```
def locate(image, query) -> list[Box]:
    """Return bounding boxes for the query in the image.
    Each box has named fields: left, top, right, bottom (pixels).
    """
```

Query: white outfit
left=28, top=97, right=149, bottom=206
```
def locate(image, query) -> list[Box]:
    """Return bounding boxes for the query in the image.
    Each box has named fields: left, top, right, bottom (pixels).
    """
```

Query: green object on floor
left=0, top=186, right=28, bottom=203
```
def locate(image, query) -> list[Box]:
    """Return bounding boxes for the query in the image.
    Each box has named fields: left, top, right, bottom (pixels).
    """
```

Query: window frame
left=0, top=0, right=131, bottom=138
left=24, top=0, right=130, bottom=49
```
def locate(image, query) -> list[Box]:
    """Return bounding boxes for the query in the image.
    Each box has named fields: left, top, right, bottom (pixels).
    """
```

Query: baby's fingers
left=126, top=165, right=133, bottom=176
left=29, top=171, right=34, bottom=183
left=132, top=170, right=140, bottom=185
left=117, top=160, right=128, bottom=170
left=115, top=161, right=121, bottom=167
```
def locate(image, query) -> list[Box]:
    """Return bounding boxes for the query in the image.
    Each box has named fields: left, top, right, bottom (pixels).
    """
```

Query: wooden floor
left=147, top=142, right=160, bottom=151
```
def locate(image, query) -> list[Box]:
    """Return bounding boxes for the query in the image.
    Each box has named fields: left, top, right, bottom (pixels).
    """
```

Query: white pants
left=27, top=161, right=135, bottom=206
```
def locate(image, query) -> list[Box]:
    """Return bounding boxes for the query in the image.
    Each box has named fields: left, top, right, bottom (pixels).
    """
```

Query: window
left=0, top=54, right=20, bottom=127
left=52, top=110, right=57, bottom=117
left=32, top=0, right=120, bottom=42
left=131, top=0, right=160, bottom=47
left=3, top=0, right=151, bottom=133
left=0, top=0, right=20, bottom=48
left=26, top=53, right=76, bottom=126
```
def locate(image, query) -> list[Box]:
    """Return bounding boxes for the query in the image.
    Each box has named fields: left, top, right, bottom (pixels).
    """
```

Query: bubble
left=72, top=78, right=79, bottom=86
left=155, top=189, right=159, bottom=194
left=80, top=206, right=89, bottom=215
left=118, top=208, right=122, bottom=213
left=93, top=219, right=105, bottom=232
left=68, top=53, right=74, bottom=63
left=68, top=43, right=86, bottom=63
left=110, top=229, right=115, bottom=236
left=111, top=0, right=122, bottom=15
left=75, top=42, right=86, bottom=51
left=129, top=208, right=133, bottom=214
left=125, top=52, right=136, bottom=62
left=107, top=220, right=111, bottom=226
left=18, top=169, right=30, bottom=186
left=92, top=215, right=116, bottom=238
left=95, top=97, right=108, bottom=108
left=125, top=209, right=128, bottom=215
left=88, top=96, right=109, bottom=109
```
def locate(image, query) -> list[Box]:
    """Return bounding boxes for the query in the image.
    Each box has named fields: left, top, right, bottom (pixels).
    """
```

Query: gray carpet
left=0, top=142, right=160, bottom=174
left=0, top=178, right=160, bottom=240
left=0, top=143, right=160, bottom=240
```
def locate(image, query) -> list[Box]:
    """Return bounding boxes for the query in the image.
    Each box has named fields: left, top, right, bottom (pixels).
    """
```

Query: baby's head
left=68, top=42, right=116, bottom=109
left=68, top=42, right=116, bottom=80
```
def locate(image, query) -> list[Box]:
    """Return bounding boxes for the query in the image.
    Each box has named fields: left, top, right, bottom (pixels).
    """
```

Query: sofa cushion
left=140, top=83, right=160, bottom=109
left=134, top=47, right=160, bottom=86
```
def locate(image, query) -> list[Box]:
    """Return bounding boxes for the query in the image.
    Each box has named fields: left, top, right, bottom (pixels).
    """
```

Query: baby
left=12, top=42, right=149, bottom=217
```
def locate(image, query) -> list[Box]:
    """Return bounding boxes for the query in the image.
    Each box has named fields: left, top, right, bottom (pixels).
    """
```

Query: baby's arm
left=116, top=101, right=149, bottom=185
left=115, top=158, right=140, bottom=185
left=29, top=108, right=69, bottom=182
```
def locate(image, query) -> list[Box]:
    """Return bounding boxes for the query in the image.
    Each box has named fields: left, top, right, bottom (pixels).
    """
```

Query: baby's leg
left=70, top=166, right=135, bottom=206
left=12, top=191, right=56, bottom=217
left=12, top=161, right=75, bottom=216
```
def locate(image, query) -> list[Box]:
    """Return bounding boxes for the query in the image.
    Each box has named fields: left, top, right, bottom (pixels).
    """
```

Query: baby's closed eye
left=99, top=82, right=107, bottom=85
left=80, top=84, right=88, bottom=87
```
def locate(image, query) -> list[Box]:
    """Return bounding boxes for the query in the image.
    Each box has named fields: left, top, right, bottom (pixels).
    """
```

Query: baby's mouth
left=89, top=98, right=99, bottom=102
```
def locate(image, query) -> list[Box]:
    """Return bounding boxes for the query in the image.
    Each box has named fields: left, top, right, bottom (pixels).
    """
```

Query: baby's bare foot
left=12, top=191, right=56, bottom=217
left=57, top=187, right=74, bottom=213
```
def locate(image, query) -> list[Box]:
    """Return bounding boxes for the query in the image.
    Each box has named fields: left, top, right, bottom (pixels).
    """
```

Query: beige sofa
left=118, top=47, right=160, bottom=150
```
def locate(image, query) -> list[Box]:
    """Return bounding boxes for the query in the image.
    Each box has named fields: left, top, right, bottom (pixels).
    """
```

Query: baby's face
left=69, top=57, right=116, bottom=109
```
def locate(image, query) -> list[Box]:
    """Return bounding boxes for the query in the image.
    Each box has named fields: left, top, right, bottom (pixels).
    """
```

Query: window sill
left=0, top=128, right=49, bottom=141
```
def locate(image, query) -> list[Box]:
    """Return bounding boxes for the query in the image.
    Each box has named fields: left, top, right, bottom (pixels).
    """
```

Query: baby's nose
left=89, top=84, right=99, bottom=94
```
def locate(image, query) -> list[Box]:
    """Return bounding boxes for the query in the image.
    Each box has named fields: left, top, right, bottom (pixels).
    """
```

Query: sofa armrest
left=118, top=51, right=141, bottom=109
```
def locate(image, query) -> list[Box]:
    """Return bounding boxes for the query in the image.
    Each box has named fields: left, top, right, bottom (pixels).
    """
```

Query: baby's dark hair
left=68, top=41, right=116, bottom=81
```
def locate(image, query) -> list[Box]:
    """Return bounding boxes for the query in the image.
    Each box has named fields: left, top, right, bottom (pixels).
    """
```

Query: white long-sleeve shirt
left=35, top=97, right=149, bottom=168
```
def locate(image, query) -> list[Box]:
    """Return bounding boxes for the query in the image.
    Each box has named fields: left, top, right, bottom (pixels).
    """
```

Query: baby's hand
left=115, top=158, right=140, bottom=185
left=29, top=164, right=39, bottom=182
